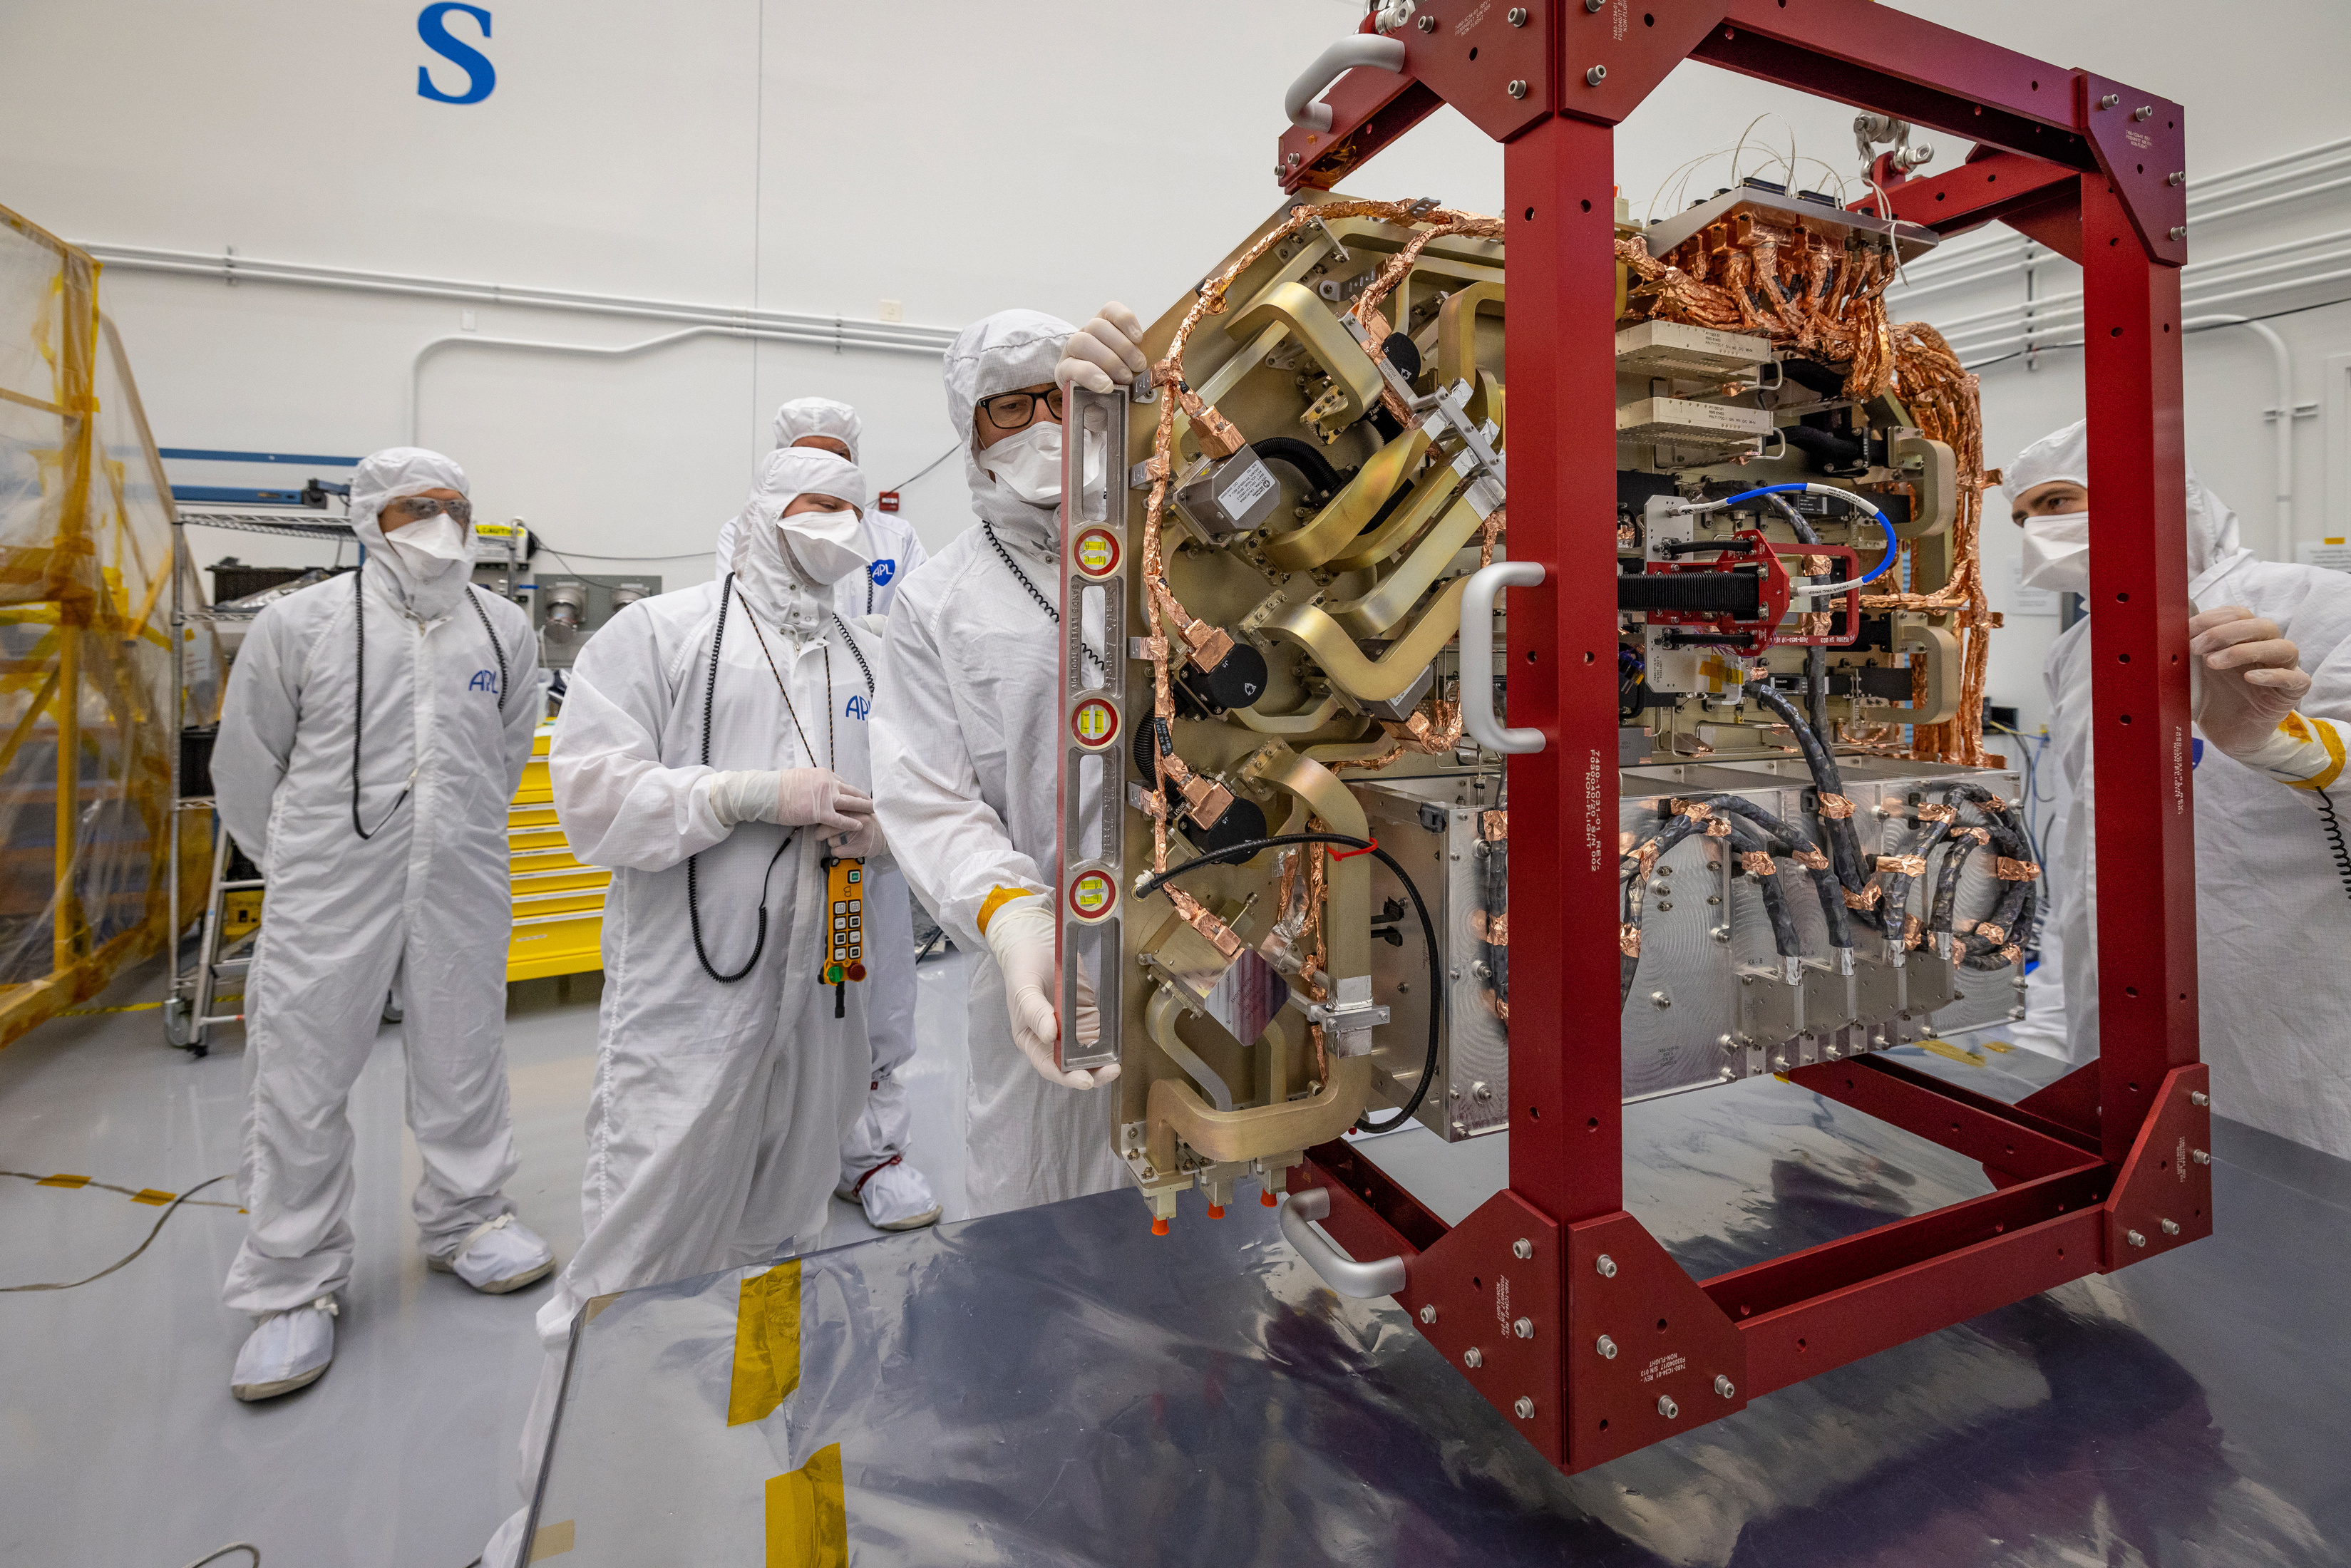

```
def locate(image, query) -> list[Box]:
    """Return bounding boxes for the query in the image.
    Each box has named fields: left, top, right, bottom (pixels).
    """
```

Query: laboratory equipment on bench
left=1055, top=0, right=2201, bottom=1475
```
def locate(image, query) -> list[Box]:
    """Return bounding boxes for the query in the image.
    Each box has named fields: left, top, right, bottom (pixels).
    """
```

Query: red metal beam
left=1786, top=1054, right=2100, bottom=1185
left=1710, top=1169, right=2111, bottom=1396
left=2079, top=174, right=2196, bottom=1163
left=1862, top=149, right=2079, bottom=241
left=1499, top=110, right=1627, bottom=1228
left=1695, top=3, right=2091, bottom=165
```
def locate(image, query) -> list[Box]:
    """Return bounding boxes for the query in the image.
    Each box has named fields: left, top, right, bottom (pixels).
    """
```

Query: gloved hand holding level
left=1055, top=302, right=1149, bottom=394
left=982, top=894, right=1118, bottom=1090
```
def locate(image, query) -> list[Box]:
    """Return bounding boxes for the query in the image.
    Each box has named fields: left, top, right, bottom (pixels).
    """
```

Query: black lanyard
left=349, top=564, right=507, bottom=840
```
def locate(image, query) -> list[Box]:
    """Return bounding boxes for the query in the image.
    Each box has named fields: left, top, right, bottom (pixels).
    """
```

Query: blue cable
left=1704, top=483, right=1898, bottom=590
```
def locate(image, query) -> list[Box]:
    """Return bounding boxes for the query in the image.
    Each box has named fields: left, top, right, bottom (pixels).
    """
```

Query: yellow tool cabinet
left=506, top=725, right=608, bottom=981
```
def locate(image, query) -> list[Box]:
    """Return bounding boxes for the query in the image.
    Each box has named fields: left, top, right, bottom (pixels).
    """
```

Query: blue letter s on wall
left=418, top=4, right=495, bottom=104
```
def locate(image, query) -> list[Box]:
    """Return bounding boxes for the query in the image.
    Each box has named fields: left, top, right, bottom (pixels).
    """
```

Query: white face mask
left=779, top=503, right=869, bottom=586
left=979, top=422, right=1063, bottom=506
left=384, top=512, right=471, bottom=570
left=2017, top=510, right=2091, bottom=595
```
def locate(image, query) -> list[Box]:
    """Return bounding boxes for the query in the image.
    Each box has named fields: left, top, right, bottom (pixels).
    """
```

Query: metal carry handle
left=1284, top=36, right=1408, bottom=133
left=1279, top=1187, right=1408, bottom=1299
left=1459, top=560, right=1546, bottom=755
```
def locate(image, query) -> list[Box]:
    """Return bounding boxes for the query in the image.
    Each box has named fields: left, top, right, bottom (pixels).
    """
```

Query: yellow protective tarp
left=763, top=1444, right=847, bottom=1568
left=0, top=202, right=199, bottom=1048
left=727, top=1259, right=802, bottom=1425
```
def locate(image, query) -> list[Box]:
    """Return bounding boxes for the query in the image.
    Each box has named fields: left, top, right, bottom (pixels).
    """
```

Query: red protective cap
left=1150, top=1217, right=1169, bottom=1236
left=1207, top=1204, right=1225, bottom=1219
left=1260, top=1188, right=1279, bottom=1207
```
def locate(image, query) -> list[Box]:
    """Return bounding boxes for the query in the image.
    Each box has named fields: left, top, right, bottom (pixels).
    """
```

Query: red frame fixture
left=1273, top=0, right=2206, bottom=1470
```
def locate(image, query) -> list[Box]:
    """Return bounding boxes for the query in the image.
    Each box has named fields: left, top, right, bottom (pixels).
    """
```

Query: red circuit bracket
left=1641, top=530, right=1858, bottom=654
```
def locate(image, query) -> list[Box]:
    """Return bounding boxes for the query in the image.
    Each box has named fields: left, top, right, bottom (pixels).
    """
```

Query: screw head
left=1597, top=1334, right=1618, bottom=1359
left=1285, top=152, right=1301, bottom=170
left=1418, top=12, right=1437, bottom=29
left=1464, top=1346, right=1484, bottom=1368
left=1585, top=0, right=1604, bottom=9
left=2191, top=1090, right=2211, bottom=1108
left=1714, top=1373, right=1737, bottom=1399
left=2192, top=1147, right=2211, bottom=1165
left=1585, top=64, right=1608, bottom=86
left=2099, top=93, right=2121, bottom=109
left=1650, top=990, right=1672, bottom=1009
left=2161, top=1217, right=2181, bottom=1235
left=1513, top=1396, right=1536, bottom=1419
left=1657, top=1395, right=1679, bottom=1418
left=1508, top=79, right=1528, bottom=100
left=1595, top=1253, right=1617, bottom=1279
left=2126, top=1229, right=2148, bottom=1248
left=1513, top=1316, right=1535, bottom=1339
left=2170, top=225, right=2189, bottom=241
left=1508, top=4, right=1528, bottom=21
left=2133, top=104, right=2155, bottom=120
left=1512, top=1237, right=1533, bottom=1259
left=2167, top=170, right=2187, bottom=187
left=1419, top=1304, right=1438, bottom=1324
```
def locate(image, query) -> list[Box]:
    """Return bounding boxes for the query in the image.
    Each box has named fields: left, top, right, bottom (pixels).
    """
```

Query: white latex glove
left=825, top=803, right=886, bottom=861
left=2189, top=605, right=2312, bottom=758
left=1054, top=302, right=1149, bottom=395
left=983, top=894, right=1119, bottom=1090
left=706, top=768, right=870, bottom=833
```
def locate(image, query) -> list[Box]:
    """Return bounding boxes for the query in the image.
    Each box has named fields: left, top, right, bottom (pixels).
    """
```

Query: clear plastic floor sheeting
left=525, top=1058, right=2351, bottom=1568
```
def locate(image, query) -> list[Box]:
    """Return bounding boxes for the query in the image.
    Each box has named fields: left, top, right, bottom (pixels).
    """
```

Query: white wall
left=2, top=0, right=2346, bottom=644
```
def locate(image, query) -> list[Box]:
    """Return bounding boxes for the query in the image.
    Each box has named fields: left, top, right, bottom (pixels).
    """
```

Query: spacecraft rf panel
left=1057, top=0, right=2200, bottom=1473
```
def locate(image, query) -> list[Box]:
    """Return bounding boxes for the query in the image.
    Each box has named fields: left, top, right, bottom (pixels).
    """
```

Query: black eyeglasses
left=977, top=388, right=1065, bottom=433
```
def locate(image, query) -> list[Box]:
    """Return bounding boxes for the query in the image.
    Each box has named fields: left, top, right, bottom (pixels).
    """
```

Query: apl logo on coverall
left=468, top=669, right=498, bottom=693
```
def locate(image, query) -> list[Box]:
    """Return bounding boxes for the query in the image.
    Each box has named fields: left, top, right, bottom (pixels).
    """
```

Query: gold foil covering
left=1975, top=922, right=2006, bottom=944
left=1817, top=793, right=1856, bottom=820
left=1917, top=803, right=1958, bottom=823
left=1739, top=851, right=1777, bottom=877
left=1903, top=914, right=1923, bottom=949
left=1620, top=923, right=1642, bottom=959
left=1482, top=810, right=1508, bottom=843
left=1843, top=884, right=1883, bottom=910
left=1673, top=799, right=1715, bottom=820
left=1704, top=819, right=1732, bottom=837
left=1996, top=944, right=2021, bottom=964
left=1876, top=854, right=1927, bottom=876
left=1792, top=848, right=1830, bottom=870
left=1995, top=857, right=2042, bottom=881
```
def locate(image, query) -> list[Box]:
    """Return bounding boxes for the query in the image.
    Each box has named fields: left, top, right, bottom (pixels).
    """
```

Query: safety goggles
left=977, top=387, right=1065, bottom=433
left=382, top=495, right=474, bottom=527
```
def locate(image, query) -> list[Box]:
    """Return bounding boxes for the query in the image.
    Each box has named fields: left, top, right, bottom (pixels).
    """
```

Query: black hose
left=1766, top=493, right=1834, bottom=741
left=1250, top=436, right=1345, bottom=500
left=1133, top=832, right=1441, bottom=1135
left=1703, top=792, right=1851, bottom=951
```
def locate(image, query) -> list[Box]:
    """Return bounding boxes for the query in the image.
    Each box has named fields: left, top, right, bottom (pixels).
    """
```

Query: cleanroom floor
left=0, top=947, right=976, bottom=1568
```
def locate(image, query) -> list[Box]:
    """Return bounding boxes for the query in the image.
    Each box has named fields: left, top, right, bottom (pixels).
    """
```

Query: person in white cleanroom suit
left=2009, top=419, right=2351, bottom=1158
left=713, top=396, right=938, bottom=1229
left=211, top=447, right=550, bottom=1403
left=871, top=304, right=1148, bottom=1218
left=478, top=445, right=883, bottom=1568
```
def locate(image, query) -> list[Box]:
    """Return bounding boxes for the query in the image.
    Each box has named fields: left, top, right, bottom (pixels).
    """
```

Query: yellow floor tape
left=766, top=1445, right=848, bottom=1567
left=5, top=1170, right=241, bottom=1210
left=728, top=1259, right=803, bottom=1426
left=53, top=1001, right=163, bottom=1016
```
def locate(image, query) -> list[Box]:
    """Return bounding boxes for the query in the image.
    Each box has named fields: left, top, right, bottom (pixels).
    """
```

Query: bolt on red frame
left=1270, top=0, right=2205, bottom=1471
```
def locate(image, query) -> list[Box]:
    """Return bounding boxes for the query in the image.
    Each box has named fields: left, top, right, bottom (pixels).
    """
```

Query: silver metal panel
left=519, top=1066, right=2351, bottom=1568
